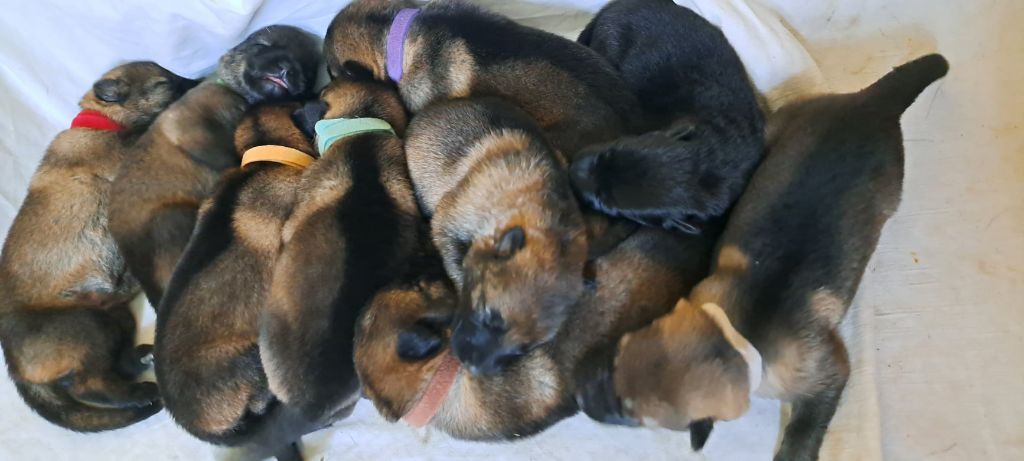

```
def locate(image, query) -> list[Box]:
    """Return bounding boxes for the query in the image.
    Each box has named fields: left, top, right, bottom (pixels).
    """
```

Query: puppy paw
left=574, top=346, right=637, bottom=427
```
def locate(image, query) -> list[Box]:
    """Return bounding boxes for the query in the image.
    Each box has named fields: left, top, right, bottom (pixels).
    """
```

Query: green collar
left=315, top=117, right=395, bottom=154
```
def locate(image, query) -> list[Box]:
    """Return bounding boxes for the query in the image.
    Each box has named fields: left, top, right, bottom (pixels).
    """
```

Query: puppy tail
left=13, top=381, right=161, bottom=432
left=863, top=53, right=949, bottom=114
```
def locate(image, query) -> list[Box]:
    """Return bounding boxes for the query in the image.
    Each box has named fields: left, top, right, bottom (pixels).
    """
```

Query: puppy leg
left=775, top=331, right=850, bottom=461
left=67, top=373, right=159, bottom=409
left=116, top=344, right=154, bottom=377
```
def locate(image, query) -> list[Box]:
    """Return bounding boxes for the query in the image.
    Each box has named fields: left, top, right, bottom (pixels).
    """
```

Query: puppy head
left=218, top=25, right=320, bottom=104
left=570, top=121, right=728, bottom=223
left=80, top=61, right=198, bottom=128
left=325, top=0, right=416, bottom=81
left=318, top=79, right=408, bottom=135
left=450, top=141, right=589, bottom=376
left=594, top=298, right=754, bottom=450
left=355, top=273, right=457, bottom=422
left=234, top=102, right=316, bottom=157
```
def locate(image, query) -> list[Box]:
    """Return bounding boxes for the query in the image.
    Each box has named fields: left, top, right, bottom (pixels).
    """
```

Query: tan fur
left=153, top=101, right=314, bottom=446
left=0, top=62, right=192, bottom=432
left=326, top=0, right=643, bottom=156
left=406, top=98, right=587, bottom=356
left=259, top=79, right=417, bottom=434
left=110, top=27, right=318, bottom=307
left=355, top=224, right=715, bottom=440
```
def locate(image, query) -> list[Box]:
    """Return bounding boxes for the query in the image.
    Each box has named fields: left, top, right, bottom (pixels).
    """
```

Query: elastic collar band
left=241, top=145, right=314, bottom=169
left=386, top=8, right=420, bottom=82
left=314, top=117, right=395, bottom=154
left=700, top=303, right=763, bottom=395
left=71, top=110, right=123, bottom=132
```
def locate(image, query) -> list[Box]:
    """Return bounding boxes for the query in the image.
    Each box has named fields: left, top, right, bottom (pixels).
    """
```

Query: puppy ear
left=667, top=122, right=699, bottom=142
left=93, top=78, right=129, bottom=103
left=688, top=418, right=714, bottom=451
left=496, top=226, right=526, bottom=258
left=397, top=324, right=444, bottom=361
left=292, top=100, right=327, bottom=140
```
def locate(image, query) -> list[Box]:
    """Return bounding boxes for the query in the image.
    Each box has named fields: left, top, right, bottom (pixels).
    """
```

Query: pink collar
left=70, top=110, right=124, bottom=132
left=386, top=8, right=421, bottom=82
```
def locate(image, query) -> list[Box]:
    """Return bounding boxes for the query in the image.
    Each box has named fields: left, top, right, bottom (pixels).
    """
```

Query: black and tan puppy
left=0, top=61, right=194, bottom=432
left=154, top=102, right=317, bottom=461
left=258, top=79, right=415, bottom=439
left=355, top=222, right=717, bottom=439
left=325, top=0, right=643, bottom=156
left=109, top=25, right=319, bottom=306
left=571, top=0, right=765, bottom=232
left=404, top=97, right=588, bottom=375
left=577, top=55, right=950, bottom=461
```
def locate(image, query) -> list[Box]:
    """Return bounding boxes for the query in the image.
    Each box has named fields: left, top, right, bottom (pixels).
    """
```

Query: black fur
left=571, top=0, right=764, bottom=230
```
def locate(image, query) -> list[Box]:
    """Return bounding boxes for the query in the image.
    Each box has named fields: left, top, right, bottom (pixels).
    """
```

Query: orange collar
left=240, top=145, right=315, bottom=169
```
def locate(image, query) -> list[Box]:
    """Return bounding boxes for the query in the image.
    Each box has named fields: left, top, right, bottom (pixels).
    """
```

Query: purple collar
left=386, top=8, right=420, bottom=82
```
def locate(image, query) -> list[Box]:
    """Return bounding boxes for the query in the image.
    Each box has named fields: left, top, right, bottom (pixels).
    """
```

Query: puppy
left=109, top=25, right=319, bottom=306
left=355, top=223, right=717, bottom=439
left=154, top=102, right=317, bottom=461
left=258, top=79, right=415, bottom=439
left=404, top=97, right=588, bottom=375
left=571, top=0, right=765, bottom=232
left=577, top=55, right=950, bottom=460
left=325, top=0, right=644, bottom=156
left=0, top=61, right=194, bottom=431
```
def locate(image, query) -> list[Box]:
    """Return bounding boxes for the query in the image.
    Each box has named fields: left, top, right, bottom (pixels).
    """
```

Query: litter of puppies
left=0, top=1, right=948, bottom=460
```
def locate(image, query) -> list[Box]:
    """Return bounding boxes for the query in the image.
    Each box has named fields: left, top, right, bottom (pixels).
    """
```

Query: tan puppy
left=154, top=102, right=317, bottom=461
left=355, top=224, right=717, bottom=439
left=577, top=55, right=950, bottom=461
left=0, top=61, right=195, bottom=431
left=325, top=0, right=644, bottom=156
left=258, top=79, right=416, bottom=442
left=109, top=25, right=319, bottom=306
left=404, top=97, right=588, bottom=375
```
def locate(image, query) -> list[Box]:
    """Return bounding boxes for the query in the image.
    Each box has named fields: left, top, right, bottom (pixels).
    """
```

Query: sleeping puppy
left=0, top=61, right=195, bottom=432
left=109, top=25, right=319, bottom=306
left=258, top=79, right=415, bottom=439
left=571, top=0, right=765, bottom=233
left=577, top=54, right=950, bottom=460
left=325, top=0, right=644, bottom=156
left=404, top=97, right=588, bottom=375
left=355, top=223, right=717, bottom=439
left=154, top=102, right=318, bottom=461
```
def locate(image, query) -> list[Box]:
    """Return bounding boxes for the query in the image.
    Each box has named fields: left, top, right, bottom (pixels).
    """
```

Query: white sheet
left=1, top=1, right=1020, bottom=460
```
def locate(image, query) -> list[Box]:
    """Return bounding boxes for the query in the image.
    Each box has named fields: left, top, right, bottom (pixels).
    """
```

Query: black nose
left=569, top=154, right=599, bottom=195
left=452, top=312, right=524, bottom=376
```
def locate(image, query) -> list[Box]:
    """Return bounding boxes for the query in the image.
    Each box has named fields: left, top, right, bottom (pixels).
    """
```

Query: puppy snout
left=452, top=312, right=525, bottom=376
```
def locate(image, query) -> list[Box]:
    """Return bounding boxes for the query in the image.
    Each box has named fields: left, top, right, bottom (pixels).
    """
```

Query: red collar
left=70, top=110, right=124, bottom=132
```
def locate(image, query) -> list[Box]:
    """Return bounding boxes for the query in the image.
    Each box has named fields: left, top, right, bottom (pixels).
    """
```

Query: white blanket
left=1, top=1, right=1020, bottom=460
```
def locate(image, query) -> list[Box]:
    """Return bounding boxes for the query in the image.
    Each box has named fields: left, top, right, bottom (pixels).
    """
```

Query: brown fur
left=589, top=55, right=949, bottom=460
left=325, top=0, right=644, bottom=157
left=258, top=80, right=417, bottom=436
left=109, top=26, right=319, bottom=307
left=404, top=97, right=588, bottom=373
left=154, top=102, right=316, bottom=460
left=0, top=61, right=195, bottom=431
left=355, top=223, right=716, bottom=439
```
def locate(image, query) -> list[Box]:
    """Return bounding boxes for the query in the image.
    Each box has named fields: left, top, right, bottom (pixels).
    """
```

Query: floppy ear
left=667, top=122, right=699, bottom=142
left=292, top=100, right=327, bottom=140
left=495, top=226, right=526, bottom=258
left=397, top=324, right=443, bottom=361
left=689, top=418, right=714, bottom=451
left=93, top=78, right=129, bottom=103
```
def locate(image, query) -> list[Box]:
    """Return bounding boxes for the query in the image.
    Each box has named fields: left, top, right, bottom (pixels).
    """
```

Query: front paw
left=575, top=346, right=637, bottom=427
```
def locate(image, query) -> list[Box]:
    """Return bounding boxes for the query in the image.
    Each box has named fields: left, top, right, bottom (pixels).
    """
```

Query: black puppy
left=572, top=0, right=764, bottom=233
